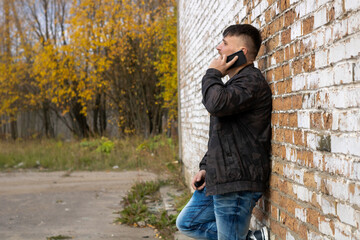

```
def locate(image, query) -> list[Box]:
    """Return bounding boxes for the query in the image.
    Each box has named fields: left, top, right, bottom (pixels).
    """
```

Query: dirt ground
left=0, top=170, right=160, bottom=240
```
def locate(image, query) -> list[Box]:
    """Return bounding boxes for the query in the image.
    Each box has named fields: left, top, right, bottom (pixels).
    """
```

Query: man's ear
left=242, top=48, right=252, bottom=62
left=242, top=48, right=248, bottom=56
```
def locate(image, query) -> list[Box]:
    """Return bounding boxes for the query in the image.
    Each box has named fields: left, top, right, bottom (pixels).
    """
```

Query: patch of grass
left=174, top=190, right=192, bottom=212
left=115, top=180, right=183, bottom=240
left=0, top=135, right=178, bottom=173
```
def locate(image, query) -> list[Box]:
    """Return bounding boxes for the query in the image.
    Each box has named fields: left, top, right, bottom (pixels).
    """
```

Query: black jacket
left=200, top=64, right=272, bottom=196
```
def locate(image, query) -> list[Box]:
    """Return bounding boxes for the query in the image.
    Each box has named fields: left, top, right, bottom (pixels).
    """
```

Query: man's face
left=216, top=35, right=245, bottom=57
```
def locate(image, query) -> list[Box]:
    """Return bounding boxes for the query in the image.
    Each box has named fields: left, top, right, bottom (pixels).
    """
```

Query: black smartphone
left=194, top=178, right=204, bottom=188
left=226, top=50, right=247, bottom=70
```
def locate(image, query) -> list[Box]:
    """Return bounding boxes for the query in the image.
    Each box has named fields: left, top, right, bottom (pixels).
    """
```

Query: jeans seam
left=189, top=198, right=217, bottom=235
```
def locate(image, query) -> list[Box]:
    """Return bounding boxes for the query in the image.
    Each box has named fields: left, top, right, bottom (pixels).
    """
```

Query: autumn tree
left=0, top=0, right=178, bottom=139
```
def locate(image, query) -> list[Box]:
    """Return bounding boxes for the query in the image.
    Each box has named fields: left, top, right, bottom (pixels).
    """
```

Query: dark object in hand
left=226, top=50, right=247, bottom=70
left=194, top=178, right=205, bottom=188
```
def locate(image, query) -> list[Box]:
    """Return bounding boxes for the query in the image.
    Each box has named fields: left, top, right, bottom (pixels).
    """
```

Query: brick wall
left=177, top=0, right=360, bottom=239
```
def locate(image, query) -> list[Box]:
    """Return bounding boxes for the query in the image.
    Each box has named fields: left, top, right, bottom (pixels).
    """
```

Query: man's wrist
left=206, top=68, right=223, bottom=77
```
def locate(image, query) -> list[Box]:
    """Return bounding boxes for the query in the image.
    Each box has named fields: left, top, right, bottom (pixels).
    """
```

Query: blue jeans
left=176, top=188, right=262, bottom=240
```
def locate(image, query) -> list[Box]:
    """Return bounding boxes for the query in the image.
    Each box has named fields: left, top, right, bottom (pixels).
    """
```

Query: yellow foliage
left=0, top=0, right=178, bottom=136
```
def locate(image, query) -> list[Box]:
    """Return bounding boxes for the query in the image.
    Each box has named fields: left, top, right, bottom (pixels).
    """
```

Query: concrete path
left=0, top=171, right=159, bottom=240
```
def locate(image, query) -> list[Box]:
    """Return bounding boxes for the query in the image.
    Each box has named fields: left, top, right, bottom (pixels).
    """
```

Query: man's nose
left=216, top=43, right=222, bottom=51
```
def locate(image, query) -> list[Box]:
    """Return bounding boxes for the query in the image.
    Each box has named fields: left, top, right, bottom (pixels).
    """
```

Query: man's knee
left=176, top=214, right=189, bottom=232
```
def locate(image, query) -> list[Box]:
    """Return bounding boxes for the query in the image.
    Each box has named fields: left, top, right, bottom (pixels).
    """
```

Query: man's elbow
left=204, top=103, right=226, bottom=117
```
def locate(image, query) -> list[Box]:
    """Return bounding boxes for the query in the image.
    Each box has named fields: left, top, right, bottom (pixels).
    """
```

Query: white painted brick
left=352, top=162, right=360, bottom=181
left=313, top=151, right=324, bottom=170
left=349, top=183, right=360, bottom=208
left=296, top=1, right=307, bottom=18
left=284, top=164, right=305, bottom=184
left=333, top=62, right=354, bottom=85
left=315, top=49, right=328, bottom=68
left=333, top=19, right=348, bottom=40
left=293, top=184, right=313, bottom=202
left=314, top=7, right=328, bottom=29
left=324, top=178, right=349, bottom=201
left=307, top=132, right=320, bottom=150
left=292, top=74, right=306, bottom=91
left=319, top=218, right=334, bottom=236
left=319, top=195, right=336, bottom=215
left=334, top=220, right=352, bottom=240
left=302, top=35, right=314, bottom=53
left=314, top=30, right=324, bottom=48
left=348, top=12, right=360, bottom=34
left=337, top=203, right=357, bottom=227
left=325, top=26, right=333, bottom=44
left=324, top=154, right=351, bottom=177
left=355, top=230, right=360, bottom=240
left=307, top=231, right=331, bottom=240
left=328, top=87, right=360, bottom=109
left=332, top=110, right=360, bottom=131
left=306, top=0, right=316, bottom=15
left=355, top=60, right=360, bottom=82
left=286, top=231, right=296, bottom=240
left=297, top=110, right=310, bottom=128
left=318, top=68, right=334, bottom=88
left=331, top=134, right=360, bottom=157
left=333, top=0, right=343, bottom=19
left=306, top=71, right=320, bottom=89
left=345, top=34, right=360, bottom=59
left=291, top=21, right=302, bottom=40
left=260, top=0, right=269, bottom=12
left=329, top=42, right=346, bottom=64
left=302, top=92, right=316, bottom=109
left=344, top=0, right=360, bottom=12
left=295, top=208, right=307, bottom=222
left=252, top=3, right=262, bottom=20
left=286, top=147, right=297, bottom=163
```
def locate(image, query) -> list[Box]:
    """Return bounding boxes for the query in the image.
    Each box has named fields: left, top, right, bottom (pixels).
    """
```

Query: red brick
left=267, top=34, right=280, bottom=50
left=302, top=16, right=314, bottom=35
left=281, top=28, right=292, bottom=45
left=280, top=0, right=290, bottom=12
left=304, top=171, right=317, bottom=189
left=283, top=64, right=290, bottom=78
left=284, top=9, right=297, bottom=28
left=274, top=66, right=283, bottom=81
left=292, top=95, right=303, bottom=109
left=274, top=49, right=284, bottom=64
left=293, top=129, right=305, bottom=146
left=292, top=59, right=303, bottom=75
left=270, top=219, right=287, bottom=240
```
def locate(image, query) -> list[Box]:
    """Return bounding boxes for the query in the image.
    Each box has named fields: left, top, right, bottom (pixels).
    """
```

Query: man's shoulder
left=231, top=65, right=265, bottom=84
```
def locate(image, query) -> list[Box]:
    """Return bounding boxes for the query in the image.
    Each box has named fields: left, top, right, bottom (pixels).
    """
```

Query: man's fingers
left=228, top=55, right=238, bottom=65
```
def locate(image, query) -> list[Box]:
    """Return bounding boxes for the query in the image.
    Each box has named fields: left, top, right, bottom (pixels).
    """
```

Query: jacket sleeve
left=199, top=152, right=207, bottom=171
left=202, top=68, right=258, bottom=117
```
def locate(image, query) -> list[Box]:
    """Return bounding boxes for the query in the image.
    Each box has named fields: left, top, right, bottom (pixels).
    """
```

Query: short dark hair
left=223, top=24, right=262, bottom=59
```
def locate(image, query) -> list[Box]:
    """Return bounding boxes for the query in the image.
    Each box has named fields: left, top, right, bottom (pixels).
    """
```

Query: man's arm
left=199, top=152, right=207, bottom=171
left=202, top=68, right=257, bottom=117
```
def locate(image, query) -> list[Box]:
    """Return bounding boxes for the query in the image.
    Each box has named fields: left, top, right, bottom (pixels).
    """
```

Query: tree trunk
left=42, top=100, right=54, bottom=138
left=71, top=101, right=91, bottom=138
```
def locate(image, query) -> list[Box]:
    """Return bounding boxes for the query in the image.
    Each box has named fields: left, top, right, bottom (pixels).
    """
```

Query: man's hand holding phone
left=209, top=50, right=248, bottom=76
left=209, top=54, right=238, bottom=76
left=192, top=170, right=206, bottom=190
